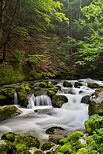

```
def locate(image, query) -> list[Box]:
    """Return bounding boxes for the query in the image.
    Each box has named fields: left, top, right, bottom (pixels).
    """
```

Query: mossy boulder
left=41, top=142, right=54, bottom=151
left=52, top=95, right=68, bottom=108
left=88, top=89, right=103, bottom=115
left=17, top=82, right=32, bottom=107
left=51, top=81, right=58, bottom=85
left=14, top=135, right=40, bottom=149
left=0, top=105, right=21, bottom=121
left=0, top=87, right=15, bottom=105
left=39, top=81, right=53, bottom=88
left=63, top=81, right=72, bottom=87
left=84, top=114, right=103, bottom=134
left=47, top=87, right=58, bottom=98
left=1, top=132, right=16, bottom=142
left=88, top=83, right=100, bottom=88
left=74, top=82, right=82, bottom=88
left=0, top=139, right=14, bottom=154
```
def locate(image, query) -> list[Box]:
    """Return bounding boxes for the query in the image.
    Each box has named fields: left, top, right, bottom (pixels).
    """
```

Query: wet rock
left=34, top=108, right=53, bottom=115
left=52, top=95, right=68, bottom=108
left=88, top=89, right=103, bottom=115
left=34, top=88, right=46, bottom=96
left=17, top=82, right=32, bottom=107
left=39, top=81, right=53, bottom=88
left=0, top=87, right=15, bottom=105
left=47, top=87, right=58, bottom=98
left=1, top=132, right=16, bottom=142
left=46, top=127, right=64, bottom=134
left=81, top=95, right=90, bottom=104
left=63, top=81, right=72, bottom=87
left=51, top=81, right=58, bottom=85
left=0, top=140, right=14, bottom=154
left=0, top=105, right=21, bottom=121
left=74, top=82, right=82, bottom=88
left=88, top=83, right=100, bottom=88
left=41, top=142, right=54, bottom=151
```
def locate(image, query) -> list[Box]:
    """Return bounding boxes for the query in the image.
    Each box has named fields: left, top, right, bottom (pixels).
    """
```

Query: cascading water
left=0, top=79, right=100, bottom=139
left=14, top=91, right=18, bottom=105
left=27, top=94, right=52, bottom=109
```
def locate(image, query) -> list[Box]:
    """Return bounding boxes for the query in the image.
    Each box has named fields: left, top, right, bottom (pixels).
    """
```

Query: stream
left=0, top=78, right=103, bottom=139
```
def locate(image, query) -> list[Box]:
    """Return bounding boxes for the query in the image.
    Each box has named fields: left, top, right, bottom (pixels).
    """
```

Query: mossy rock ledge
left=16, top=82, right=32, bottom=107
left=52, top=95, right=68, bottom=108
left=88, top=89, right=103, bottom=115
left=0, top=87, right=15, bottom=105
left=0, top=105, right=22, bottom=121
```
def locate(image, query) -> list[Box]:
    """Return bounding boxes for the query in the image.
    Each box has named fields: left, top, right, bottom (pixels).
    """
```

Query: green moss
left=17, top=82, right=31, bottom=93
left=14, top=135, right=40, bottom=149
left=0, top=64, right=28, bottom=86
left=88, top=83, right=100, bottom=88
left=67, top=131, right=84, bottom=142
left=0, top=105, right=21, bottom=121
left=58, top=143, right=72, bottom=153
left=84, top=114, right=103, bottom=134
left=41, top=142, right=54, bottom=151
left=1, top=132, right=16, bottom=142
left=32, top=73, right=42, bottom=80
left=15, top=143, right=27, bottom=152
left=52, top=95, right=68, bottom=108
left=76, top=148, right=88, bottom=154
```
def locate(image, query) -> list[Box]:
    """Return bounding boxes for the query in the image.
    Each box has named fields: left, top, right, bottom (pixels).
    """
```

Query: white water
left=0, top=79, right=102, bottom=139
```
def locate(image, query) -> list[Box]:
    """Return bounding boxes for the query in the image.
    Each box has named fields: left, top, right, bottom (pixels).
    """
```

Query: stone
left=0, top=87, right=15, bottom=105
left=0, top=105, right=21, bottom=121
left=88, top=89, right=103, bottom=115
left=52, top=95, right=68, bottom=108
left=63, top=81, right=72, bottom=87
left=81, top=95, right=90, bottom=104
left=74, top=82, right=82, bottom=88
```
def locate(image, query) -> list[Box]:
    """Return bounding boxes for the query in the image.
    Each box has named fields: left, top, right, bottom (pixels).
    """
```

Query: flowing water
left=0, top=78, right=103, bottom=139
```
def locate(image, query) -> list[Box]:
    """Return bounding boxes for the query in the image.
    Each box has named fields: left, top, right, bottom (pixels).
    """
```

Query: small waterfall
left=27, top=94, right=35, bottom=109
left=14, top=91, right=18, bottom=105
left=27, top=94, right=52, bottom=109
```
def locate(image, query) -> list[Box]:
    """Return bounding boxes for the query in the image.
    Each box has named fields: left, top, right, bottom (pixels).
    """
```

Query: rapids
left=0, top=78, right=103, bottom=139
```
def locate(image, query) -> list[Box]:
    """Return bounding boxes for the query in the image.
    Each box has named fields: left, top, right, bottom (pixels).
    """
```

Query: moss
left=88, top=83, right=100, bottom=88
left=0, top=64, right=28, bottom=86
left=32, top=73, right=42, bottom=80
left=17, top=82, right=31, bottom=93
left=0, top=105, right=21, bottom=121
left=1, top=132, right=16, bottom=142
left=14, top=135, right=40, bottom=149
left=15, top=143, right=27, bottom=152
left=76, top=148, right=88, bottom=154
left=52, top=95, right=68, bottom=108
left=41, top=142, right=54, bottom=151
left=63, top=81, right=72, bottom=87
left=39, top=81, right=53, bottom=88
left=67, top=131, right=84, bottom=142
left=84, top=114, right=103, bottom=134
left=0, top=139, right=14, bottom=153
left=58, top=143, right=72, bottom=153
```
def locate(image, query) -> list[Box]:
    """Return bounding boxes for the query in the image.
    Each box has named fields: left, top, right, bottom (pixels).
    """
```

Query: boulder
left=0, top=105, right=21, bottom=121
left=81, top=95, right=90, bottom=104
left=0, top=87, right=15, bottom=105
left=52, top=95, right=68, bottom=108
left=63, top=81, right=72, bottom=87
left=17, top=82, right=32, bottom=107
left=74, top=82, right=82, bottom=88
left=88, top=89, right=103, bottom=115
left=88, top=83, right=101, bottom=88
left=39, top=81, right=53, bottom=88
left=47, top=87, right=58, bottom=98
left=0, top=140, right=14, bottom=154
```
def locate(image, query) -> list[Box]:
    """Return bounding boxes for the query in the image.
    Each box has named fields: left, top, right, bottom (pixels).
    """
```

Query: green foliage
left=15, top=50, right=26, bottom=63
left=27, top=54, right=44, bottom=67
left=85, top=114, right=103, bottom=134
left=75, top=0, right=103, bottom=68
left=93, top=128, right=103, bottom=153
